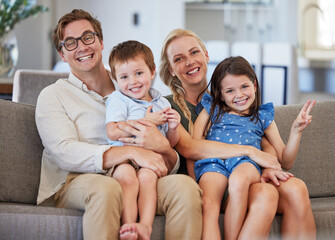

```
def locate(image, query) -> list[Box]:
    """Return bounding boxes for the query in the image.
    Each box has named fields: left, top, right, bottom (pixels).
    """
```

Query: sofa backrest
left=0, top=99, right=334, bottom=204
left=275, top=100, right=335, bottom=197
left=12, top=69, right=69, bottom=106
left=0, top=100, right=43, bottom=204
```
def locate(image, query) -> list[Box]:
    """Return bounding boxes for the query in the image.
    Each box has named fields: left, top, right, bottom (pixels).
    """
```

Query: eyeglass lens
left=63, top=32, right=96, bottom=51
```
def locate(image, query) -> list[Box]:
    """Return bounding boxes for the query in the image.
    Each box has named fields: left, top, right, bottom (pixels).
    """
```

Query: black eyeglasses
left=60, top=32, right=99, bottom=51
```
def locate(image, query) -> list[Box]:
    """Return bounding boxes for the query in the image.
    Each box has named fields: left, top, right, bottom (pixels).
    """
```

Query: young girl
left=193, top=56, right=315, bottom=240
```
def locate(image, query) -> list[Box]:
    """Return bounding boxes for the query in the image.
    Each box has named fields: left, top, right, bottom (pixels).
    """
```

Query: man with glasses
left=35, top=9, right=202, bottom=240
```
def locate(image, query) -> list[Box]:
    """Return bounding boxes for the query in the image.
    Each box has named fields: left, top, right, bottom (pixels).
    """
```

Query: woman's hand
left=248, top=146, right=282, bottom=171
left=261, top=168, right=294, bottom=186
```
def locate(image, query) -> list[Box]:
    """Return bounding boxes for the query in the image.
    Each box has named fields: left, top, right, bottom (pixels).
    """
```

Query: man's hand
left=117, top=119, right=169, bottom=152
left=117, top=119, right=177, bottom=172
left=103, top=146, right=168, bottom=178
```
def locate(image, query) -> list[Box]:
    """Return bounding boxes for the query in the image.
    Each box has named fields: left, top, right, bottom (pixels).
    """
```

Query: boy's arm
left=166, top=108, right=181, bottom=147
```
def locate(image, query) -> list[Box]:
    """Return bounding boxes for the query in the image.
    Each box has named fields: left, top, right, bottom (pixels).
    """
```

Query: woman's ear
left=169, top=68, right=175, bottom=77
left=205, top=50, right=209, bottom=63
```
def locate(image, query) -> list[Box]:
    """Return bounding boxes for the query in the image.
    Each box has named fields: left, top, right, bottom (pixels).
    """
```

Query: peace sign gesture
left=292, top=100, right=316, bottom=133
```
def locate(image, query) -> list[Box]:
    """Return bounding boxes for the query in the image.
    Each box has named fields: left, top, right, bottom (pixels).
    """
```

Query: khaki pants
left=55, top=173, right=202, bottom=240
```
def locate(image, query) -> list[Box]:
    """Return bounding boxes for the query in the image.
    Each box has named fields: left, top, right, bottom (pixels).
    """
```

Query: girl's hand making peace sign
left=292, top=100, right=316, bottom=133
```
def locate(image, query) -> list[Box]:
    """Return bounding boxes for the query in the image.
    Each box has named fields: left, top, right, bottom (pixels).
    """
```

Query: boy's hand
left=292, top=100, right=316, bottom=133
left=144, top=105, right=169, bottom=126
left=166, top=108, right=181, bottom=130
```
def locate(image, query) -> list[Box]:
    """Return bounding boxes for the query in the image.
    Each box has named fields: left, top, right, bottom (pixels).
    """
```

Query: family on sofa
left=34, top=9, right=316, bottom=240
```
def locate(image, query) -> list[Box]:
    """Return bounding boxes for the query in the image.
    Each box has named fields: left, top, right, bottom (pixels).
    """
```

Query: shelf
left=186, top=2, right=274, bottom=11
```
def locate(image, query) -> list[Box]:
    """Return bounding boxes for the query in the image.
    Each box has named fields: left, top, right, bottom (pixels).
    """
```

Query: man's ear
left=59, top=50, right=67, bottom=62
left=100, top=39, right=104, bottom=51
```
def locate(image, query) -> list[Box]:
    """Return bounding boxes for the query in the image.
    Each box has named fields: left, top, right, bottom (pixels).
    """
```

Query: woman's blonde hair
left=159, top=28, right=207, bottom=135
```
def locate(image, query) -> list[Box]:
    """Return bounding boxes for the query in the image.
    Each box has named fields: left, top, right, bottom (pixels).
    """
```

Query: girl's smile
left=220, top=74, right=257, bottom=115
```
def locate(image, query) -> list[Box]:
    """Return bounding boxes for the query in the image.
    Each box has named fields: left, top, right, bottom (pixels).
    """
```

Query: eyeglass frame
left=60, top=31, right=99, bottom=51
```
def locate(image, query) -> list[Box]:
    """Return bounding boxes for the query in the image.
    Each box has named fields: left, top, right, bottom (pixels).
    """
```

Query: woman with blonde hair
left=159, top=28, right=316, bottom=239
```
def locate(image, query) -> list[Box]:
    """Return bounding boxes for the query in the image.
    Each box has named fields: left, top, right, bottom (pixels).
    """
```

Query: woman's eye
left=174, top=57, right=182, bottom=63
left=191, top=50, right=199, bottom=55
left=120, top=75, right=127, bottom=80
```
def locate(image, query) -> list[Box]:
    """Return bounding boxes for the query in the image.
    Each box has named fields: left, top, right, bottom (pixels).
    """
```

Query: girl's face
left=166, top=36, right=209, bottom=89
left=115, top=56, right=154, bottom=102
left=220, top=74, right=257, bottom=115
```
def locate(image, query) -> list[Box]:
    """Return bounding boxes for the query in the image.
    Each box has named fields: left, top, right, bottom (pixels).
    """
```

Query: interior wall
left=185, top=0, right=298, bottom=45
left=13, top=0, right=185, bottom=95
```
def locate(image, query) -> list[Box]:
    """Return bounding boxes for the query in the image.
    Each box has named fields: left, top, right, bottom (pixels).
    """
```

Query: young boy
left=106, top=40, right=180, bottom=240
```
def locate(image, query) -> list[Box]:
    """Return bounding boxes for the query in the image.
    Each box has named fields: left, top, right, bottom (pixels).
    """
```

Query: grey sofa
left=1, top=71, right=335, bottom=239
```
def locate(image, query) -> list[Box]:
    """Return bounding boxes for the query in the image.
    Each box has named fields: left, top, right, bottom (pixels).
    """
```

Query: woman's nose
left=185, top=57, right=194, bottom=67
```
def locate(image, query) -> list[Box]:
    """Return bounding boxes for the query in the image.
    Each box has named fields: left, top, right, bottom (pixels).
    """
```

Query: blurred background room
left=1, top=0, right=335, bottom=105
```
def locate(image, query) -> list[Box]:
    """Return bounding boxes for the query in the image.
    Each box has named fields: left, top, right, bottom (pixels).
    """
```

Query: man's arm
left=103, top=145, right=168, bottom=177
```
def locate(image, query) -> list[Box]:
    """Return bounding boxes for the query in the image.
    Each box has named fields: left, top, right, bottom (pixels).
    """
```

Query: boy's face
left=115, top=56, right=155, bottom=101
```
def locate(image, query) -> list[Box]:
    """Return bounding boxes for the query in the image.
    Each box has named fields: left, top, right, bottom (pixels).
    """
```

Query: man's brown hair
left=52, top=9, right=103, bottom=52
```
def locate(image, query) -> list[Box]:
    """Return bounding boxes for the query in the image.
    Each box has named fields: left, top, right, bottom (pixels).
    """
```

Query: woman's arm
left=186, top=109, right=210, bottom=179
left=176, top=123, right=281, bottom=170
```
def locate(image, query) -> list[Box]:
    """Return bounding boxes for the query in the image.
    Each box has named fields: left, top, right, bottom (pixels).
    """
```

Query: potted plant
left=0, top=0, right=48, bottom=77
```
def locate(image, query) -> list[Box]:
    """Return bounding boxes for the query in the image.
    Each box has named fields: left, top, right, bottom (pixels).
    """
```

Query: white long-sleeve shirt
left=35, top=72, right=179, bottom=204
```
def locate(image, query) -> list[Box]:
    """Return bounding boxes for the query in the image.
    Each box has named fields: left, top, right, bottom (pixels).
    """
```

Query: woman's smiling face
left=166, top=36, right=209, bottom=89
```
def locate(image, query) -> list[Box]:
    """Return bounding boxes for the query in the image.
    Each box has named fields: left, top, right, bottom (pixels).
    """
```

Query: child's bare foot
left=120, top=224, right=138, bottom=240
left=120, top=223, right=151, bottom=240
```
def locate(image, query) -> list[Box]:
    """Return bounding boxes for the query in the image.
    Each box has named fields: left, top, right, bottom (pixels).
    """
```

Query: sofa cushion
left=0, top=203, right=83, bottom=240
left=275, top=100, right=335, bottom=197
left=0, top=100, right=43, bottom=204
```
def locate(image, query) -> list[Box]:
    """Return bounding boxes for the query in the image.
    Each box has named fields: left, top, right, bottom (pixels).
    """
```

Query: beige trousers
left=55, top=173, right=202, bottom=240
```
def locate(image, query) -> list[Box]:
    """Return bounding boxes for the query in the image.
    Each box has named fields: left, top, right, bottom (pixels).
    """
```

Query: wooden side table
left=0, top=77, right=13, bottom=100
